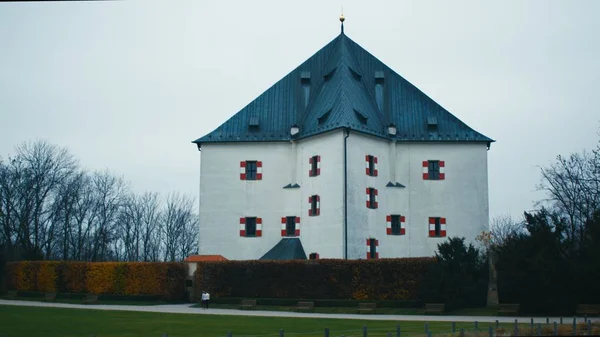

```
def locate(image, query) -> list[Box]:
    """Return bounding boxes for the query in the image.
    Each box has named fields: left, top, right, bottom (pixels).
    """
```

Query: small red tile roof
left=184, top=255, right=228, bottom=262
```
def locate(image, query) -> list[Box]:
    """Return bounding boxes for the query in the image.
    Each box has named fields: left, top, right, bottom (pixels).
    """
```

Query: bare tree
left=139, top=192, right=162, bottom=262
left=178, top=202, right=199, bottom=261
left=162, top=192, right=197, bottom=262
left=89, top=171, right=128, bottom=261
left=48, top=170, right=87, bottom=260
left=0, top=158, right=14, bottom=248
left=70, top=173, right=97, bottom=261
left=538, top=139, right=600, bottom=245
left=118, top=193, right=155, bottom=262
left=0, top=157, right=11, bottom=249
left=489, top=214, right=525, bottom=248
left=15, top=141, right=78, bottom=259
left=0, top=140, right=200, bottom=263
left=2, top=156, right=36, bottom=258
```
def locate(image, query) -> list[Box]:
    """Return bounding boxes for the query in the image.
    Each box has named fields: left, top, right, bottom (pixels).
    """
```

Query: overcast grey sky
left=1, top=1, right=599, bottom=222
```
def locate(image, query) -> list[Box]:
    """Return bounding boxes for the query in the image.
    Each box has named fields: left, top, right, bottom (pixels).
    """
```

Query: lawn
left=0, top=305, right=513, bottom=337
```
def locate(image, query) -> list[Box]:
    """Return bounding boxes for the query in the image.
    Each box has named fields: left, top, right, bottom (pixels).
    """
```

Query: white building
left=192, top=22, right=494, bottom=261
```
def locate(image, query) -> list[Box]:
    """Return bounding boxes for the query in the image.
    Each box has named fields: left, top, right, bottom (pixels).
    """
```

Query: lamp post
left=477, top=231, right=499, bottom=307
left=290, top=124, right=300, bottom=137
left=387, top=123, right=397, bottom=136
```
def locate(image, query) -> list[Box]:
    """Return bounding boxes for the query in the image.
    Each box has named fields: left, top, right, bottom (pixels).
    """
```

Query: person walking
left=204, top=290, right=210, bottom=309
left=200, top=291, right=207, bottom=309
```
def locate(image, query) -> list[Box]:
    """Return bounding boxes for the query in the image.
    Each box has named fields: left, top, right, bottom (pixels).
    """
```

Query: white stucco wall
left=198, top=131, right=345, bottom=260
left=346, top=131, right=490, bottom=259
left=198, top=130, right=489, bottom=260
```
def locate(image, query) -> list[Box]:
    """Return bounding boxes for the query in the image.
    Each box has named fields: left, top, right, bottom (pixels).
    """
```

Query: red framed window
left=309, top=253, right=320, bottom=260
left=309, top=155, right=321, bottom=177
left=428, top=217, right=447, bottom=237
left=365, top=155, right=378, bottom=176
left=366, top=238, right=379, bottom=259
left=366, top=188, right=378, bottom=209
left=281, top=216, right=300, bottom=237
left=422, top=160, right=445, bottom=180
left=308, top=195, right=320, bottom=216
left=386, top=215, right=406, bottom=235
left=240, top=161, right=263, bottom=180
left=239, top=217, right=262, bottom=237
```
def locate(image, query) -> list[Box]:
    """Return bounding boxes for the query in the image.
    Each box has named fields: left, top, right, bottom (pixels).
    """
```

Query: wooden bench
left=6, top=290, right=17, bottom=299
left=83, top=294, right=98, bottom=304
left=43, top=292, right=56, bottom=302
left=239, top=299, right=257, bottom=310
left=497, top=303, right=520, bottom=316
left=576, top=304, right=600, bottom=317
left=424, top=303, right=445, bottom=315
left=357, top=302, right=376, bottom=314
left=296, top=301, right=314, bottom=312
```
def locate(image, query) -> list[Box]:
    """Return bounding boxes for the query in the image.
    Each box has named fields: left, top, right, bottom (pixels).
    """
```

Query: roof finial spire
left=339, top=7, right=345, bottom=34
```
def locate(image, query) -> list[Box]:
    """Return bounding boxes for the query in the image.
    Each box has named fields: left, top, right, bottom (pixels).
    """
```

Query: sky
left=1, top=0, right=599, bottom=222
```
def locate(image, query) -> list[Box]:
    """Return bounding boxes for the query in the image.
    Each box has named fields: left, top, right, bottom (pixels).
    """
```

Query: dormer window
left=375, top=71, right=384, bottom=112
left=301, top=71, right=311, bottom=108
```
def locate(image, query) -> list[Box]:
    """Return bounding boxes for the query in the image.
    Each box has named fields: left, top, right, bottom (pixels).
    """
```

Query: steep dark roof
left=193, top=32, right=493, bottom=146
left=259, top=238, right=307, bottom=260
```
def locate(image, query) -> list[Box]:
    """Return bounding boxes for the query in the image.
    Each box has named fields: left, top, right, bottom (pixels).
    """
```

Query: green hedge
left=210, top=297, right=422, bottom=308
left=195, top=258, right=435, bottom=301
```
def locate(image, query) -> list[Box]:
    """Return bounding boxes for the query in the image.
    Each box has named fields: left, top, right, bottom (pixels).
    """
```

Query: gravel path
left=0, top=299, right=595, bottom=324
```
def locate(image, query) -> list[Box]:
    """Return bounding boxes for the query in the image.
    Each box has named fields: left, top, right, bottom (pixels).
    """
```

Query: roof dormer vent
left=349, top=66, right=362, bottom=81
left=427, top=116, right=438, bottom=129
left=317, top=109, right=331, bottom=124
left=249, top=117, right=260, bottom=129
left=301, top=71, right=311, bottom=82
left=354, top=109, right=368, bottom=124
left=323, top=67, right=336, bottom=82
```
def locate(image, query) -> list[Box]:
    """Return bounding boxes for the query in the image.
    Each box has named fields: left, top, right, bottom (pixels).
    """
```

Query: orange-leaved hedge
left=5, top=261, right=186, bottom=301
left=194, top=258, right=436, bottom=301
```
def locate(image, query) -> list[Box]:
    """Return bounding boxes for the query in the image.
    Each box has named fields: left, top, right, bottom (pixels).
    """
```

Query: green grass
left=0, top=305, right=526, bottom=337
